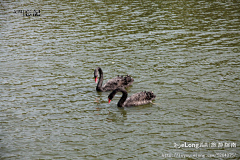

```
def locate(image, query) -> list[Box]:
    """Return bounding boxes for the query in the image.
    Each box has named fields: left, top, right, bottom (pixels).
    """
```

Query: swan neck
left=96, top=68, right=104, bottom=91
left=117, top=89, right=128, bottom=107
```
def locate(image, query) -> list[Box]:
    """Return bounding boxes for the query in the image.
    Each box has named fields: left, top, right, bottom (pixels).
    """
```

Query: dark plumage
left=108, top=87, right=156, bottom=107
left=94, top=67, right=134, bottom=92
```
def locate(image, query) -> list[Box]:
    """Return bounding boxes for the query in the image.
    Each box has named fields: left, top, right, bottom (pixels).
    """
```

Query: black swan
left=94, top=67, right=134, bottom=92
left=108, top=87, right=156, bottom=107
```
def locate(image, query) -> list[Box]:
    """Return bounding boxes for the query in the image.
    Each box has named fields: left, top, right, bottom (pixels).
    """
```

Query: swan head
left=108, top=88, right=118, bottom=103
left=94, top=68, right=98, bottom=83
left=108, top=92, right=115, bottom=103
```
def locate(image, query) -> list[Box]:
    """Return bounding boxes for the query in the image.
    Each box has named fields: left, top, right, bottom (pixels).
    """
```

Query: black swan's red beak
left=108, top=98, right=111, bottom=104
left=95, top=77, right=98, bottom=83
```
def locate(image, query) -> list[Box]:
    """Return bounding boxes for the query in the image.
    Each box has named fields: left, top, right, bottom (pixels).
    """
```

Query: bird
left=94, top=67, right=134, bottom=92
left=108, top=87, right=156, bottom=107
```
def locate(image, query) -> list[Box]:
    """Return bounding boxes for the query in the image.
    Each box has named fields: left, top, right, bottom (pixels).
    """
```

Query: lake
left=1, top=0, right=239, bottom=159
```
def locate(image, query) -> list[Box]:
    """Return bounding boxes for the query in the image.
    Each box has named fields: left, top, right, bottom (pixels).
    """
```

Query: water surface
left=1, top=0, right=240, bottom=159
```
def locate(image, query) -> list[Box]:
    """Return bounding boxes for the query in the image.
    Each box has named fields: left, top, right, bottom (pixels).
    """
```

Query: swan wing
left=102, top=75, right=134, bottom=91
left=123, top=91, right=156, bottom=107
left=102, top=77, right=123, bottom=91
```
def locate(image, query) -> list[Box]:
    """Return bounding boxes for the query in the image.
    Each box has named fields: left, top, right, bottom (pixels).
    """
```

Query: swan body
left=108, top=87, right=156, bottom=107
left=94, top=67, right=134, bottom=92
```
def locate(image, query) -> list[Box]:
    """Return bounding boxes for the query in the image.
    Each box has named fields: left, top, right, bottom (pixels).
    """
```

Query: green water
left=1, top=0, right=240, bottom=159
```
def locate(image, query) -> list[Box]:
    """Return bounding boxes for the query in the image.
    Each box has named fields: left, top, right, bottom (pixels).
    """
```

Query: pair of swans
left=94, top=67, right=156, bottom=107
